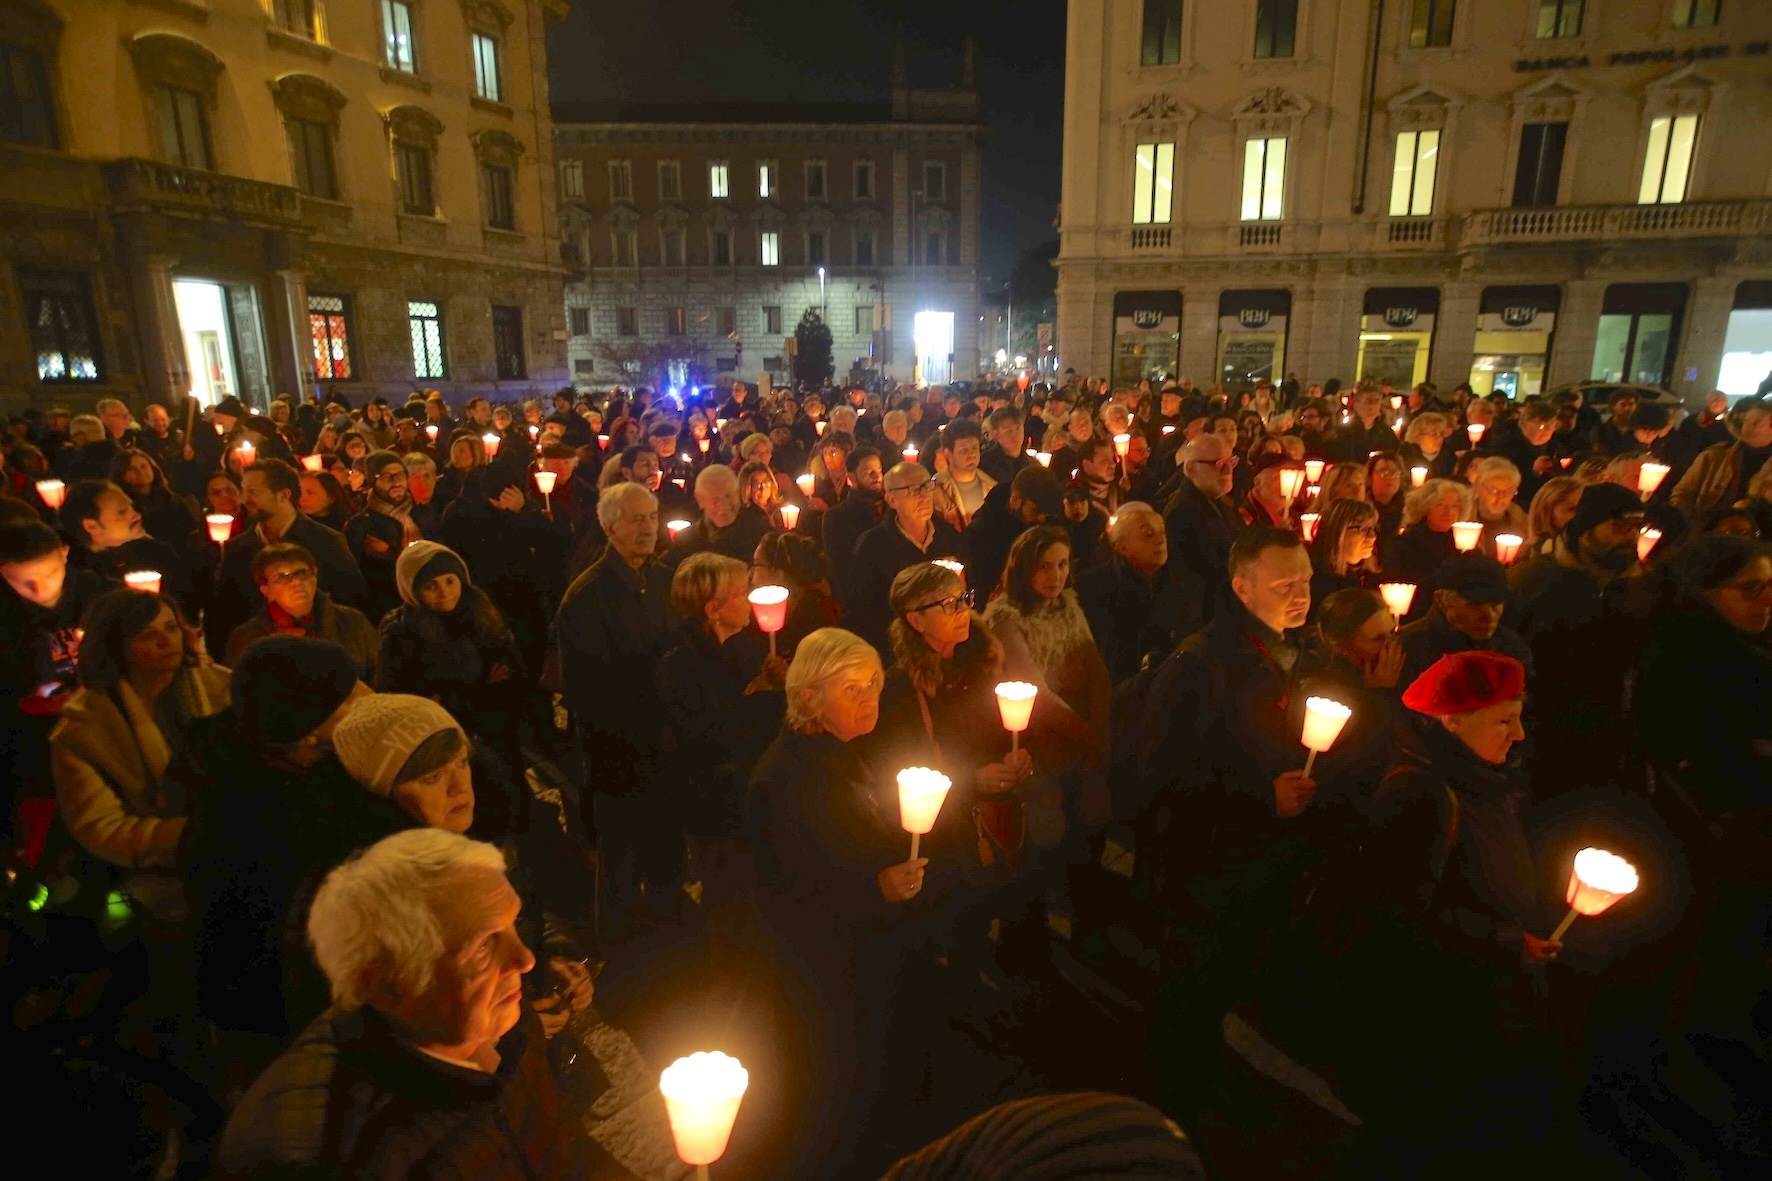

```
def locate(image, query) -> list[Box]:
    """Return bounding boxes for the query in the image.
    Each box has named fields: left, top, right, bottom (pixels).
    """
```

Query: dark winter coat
left=343, top=506, right=413, bottom=625
left=1397, top=608, right=1534, bottom=691
left=821, top=486, right=885, bottom=601
left=224, top=591, right=380, bottom=679
left=209, top=515, right=367, bottom=656
left=376, top=586, right=525, bottom=726
left=845, top=516, right=966, bottom=655
left=1161, top=479, right=1243, bottom=602
left=1077, top=553, right=1204, bottom=684
left=654, top=622, right=784, bottom=837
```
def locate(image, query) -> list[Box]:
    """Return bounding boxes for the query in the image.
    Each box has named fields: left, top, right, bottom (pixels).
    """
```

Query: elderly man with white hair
left=662, top=462, right=770, bottom=569
left=1160, top=434, right=1245, bottom=607
left=553, top=481, right=683, bottom=941
left=216, top=829, right=616, bottom=1179
left=1470, top=455, right=1529, bottom=554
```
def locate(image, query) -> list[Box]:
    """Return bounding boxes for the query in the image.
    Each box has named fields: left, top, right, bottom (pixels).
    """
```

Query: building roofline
left=550, top=101, right=982, bottom=130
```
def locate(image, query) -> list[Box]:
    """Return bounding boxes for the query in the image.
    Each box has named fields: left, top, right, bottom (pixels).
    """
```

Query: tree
left=1007, top=239, right=1059, bottom=307
left=792, top=307, right=834, bottom=389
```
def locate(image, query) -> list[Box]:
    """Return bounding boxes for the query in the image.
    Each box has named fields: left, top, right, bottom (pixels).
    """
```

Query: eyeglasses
left=1187, top=457, right=1238, bottom=474
left=887, top=479, right=934, bottom=498
left=908, top=588, right=974, bottom=615
left=1348, top=525, right=1380, bottom=537
left=265, top=568, right=317, bottom=587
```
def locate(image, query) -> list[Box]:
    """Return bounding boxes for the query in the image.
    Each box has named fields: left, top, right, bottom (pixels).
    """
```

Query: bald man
left=1078, top=502, right=1204, bottom=683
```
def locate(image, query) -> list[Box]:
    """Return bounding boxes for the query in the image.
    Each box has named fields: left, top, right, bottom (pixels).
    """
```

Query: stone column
left=1548, top=279, right=1607, bottom=389
left=1181, top=286, right=1220, bottom=383
left=1432, top=280, right=1482, bottom=393
left=268, top=267, right=310, bottom=404
left=1679, top=275, right=1737, bottom=404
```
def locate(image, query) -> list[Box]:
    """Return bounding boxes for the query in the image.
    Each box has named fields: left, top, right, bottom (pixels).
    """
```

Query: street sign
left=1037, top=322, right=1053, bottom=346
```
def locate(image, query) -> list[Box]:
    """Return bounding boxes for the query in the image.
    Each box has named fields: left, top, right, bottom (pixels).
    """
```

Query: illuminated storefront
left=1469, top=285, right=1560, bottom=400
left=1216, top=289, right=1290, bottom=389
left=1591, top=283, right=1686, bottom=387
left=1719, top=281, right=1772, bottom=399
left=1111, top=291, right=1181, bottom=388
left=1357, top=287, right=1438, bottom=389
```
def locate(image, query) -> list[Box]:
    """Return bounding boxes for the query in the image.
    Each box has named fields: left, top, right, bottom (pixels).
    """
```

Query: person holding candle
left=1470, top=456, right=1529, bottom=554
left=1306, top=498, right=1383, bottom=610
left=752, top=531, right=842, bottom=653
left=846, top=462, right=966, bottom=655
left=1365, top=451, right=1407, bottom=539
left=749, top=627, right=965, bottom=1178
left=1339, top=383, right=1401, bottom=461
left=51, top=587, right=230, bottom=925
left=59, top=478, right=191, bottom=603
left=1129, top=528, right=1323, bottom=1119
left=1334, top=650, right=1565, bottom=1176
left=1670, top=395, right=1772, bottom=517
left=662, top=464, right=770, bottom=570
left=109, top=449, right=199, bottom=549
left=1380, top=477, right=1473, bottom=593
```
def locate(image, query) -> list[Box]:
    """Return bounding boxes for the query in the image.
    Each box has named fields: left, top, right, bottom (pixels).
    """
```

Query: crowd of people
left=0, top=370, right=1767, bottom=1178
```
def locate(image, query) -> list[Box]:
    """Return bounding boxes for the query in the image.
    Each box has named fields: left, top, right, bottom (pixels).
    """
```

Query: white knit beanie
left=331, top=693, right=464, bottom=795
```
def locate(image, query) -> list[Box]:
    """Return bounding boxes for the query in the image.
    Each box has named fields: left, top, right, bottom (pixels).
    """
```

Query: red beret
left=1401, top=650, right=1527, bottom=716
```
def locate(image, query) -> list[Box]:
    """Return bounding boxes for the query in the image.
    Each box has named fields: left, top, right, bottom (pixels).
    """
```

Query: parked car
left=1547, top=381, right=1685, bottom=410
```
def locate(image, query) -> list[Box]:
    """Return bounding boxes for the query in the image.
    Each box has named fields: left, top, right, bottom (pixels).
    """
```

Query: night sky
left=544, top=0, right=1067, bottom=291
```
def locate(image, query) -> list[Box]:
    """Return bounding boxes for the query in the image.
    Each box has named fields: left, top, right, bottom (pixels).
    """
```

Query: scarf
left=370, top=491, right=422, bottom=545
left=268, top=600, right=317, bottom=635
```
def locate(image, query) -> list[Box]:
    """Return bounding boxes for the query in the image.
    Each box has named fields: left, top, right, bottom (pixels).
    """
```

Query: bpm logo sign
left=1500, top=304, right=1540, bottom=328
left=1383, top=306, right=1419, bottom=329
left=1238, top=308, right=1272, bottom=329
left=1131, top=309, right=1166, bottom=329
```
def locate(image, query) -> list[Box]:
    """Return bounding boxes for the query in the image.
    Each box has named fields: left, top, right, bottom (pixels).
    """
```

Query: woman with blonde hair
left=1402, top=411, right=1457, bottom=480
left=748, top=626, right=961, bottom=1176
left=738, top=458, right=783, bottom=530
left=1524, top=476, right=1584, bottom=556
left=1309, top=498, right=1383, bottom=609
left=1384, top=477, right=1475, bottom=588
left=1312, top=461, right=1368, bottom=516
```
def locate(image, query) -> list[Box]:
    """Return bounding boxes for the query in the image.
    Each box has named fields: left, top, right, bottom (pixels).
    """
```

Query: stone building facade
left=553, top=51, right=984, bottom=392
left=1056, top=0, right=1772, bottom=401
left=0, top=0, right=570, bottom=418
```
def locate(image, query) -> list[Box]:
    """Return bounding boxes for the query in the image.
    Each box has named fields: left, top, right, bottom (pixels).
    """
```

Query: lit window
left=1141, top=1, right=1182, bottom=66
left=408, top=299, right=446, bottom=379
left=471, top=33, right=501, bottom=102
left=1535, top=0, right=1583, bottom=39
left=1409, top=0, right=1455, bottom=47
left=308, top=294, right=353, bottom=380
left=1131, top=142, right=1175, bottom=225
left=1254, top=0, right=1297, bottom=59
left=382, top=1, right=417, bottom=72
left=1639, top=114, right=1699, bottom=204
left=760, top=230, right=780, bottom=266
left=1241, top=136, right=1287, bottom=221
left=1673, top=0, right=1720, bottom=28
left=1389, top=129, right=1439, bottom=217
left=759, top=162, right=776, bottom=199
left=19, top=267, right=102, bottom=382
left=560, top=159, right=583, bottom=199
left=709, top=162, right=729, bottom=199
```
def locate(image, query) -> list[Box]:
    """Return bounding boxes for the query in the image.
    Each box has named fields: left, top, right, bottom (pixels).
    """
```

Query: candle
left=1299, top=512, right=1320, bottom=542
left=123, top=570, right=162, bottom=595
left=206, top=514, right=233, bottom=544
left=1277, top=466, right=1305, bottom=501
left=666, top=518, right=691, bottom=539
left=1389, top=394, right=1403, bottom=410
left=1113, top=433, right=1131, bottom=459
left=902, top=446, right=919, bottom=462
left=1304, top=459, right=1325, bottom=483
left=796, top=473, right=815, bottom=497
left=598, top=433, right=610, bottom=447
left=533, top=470, right=557, bottom=495
left=778, top=502, right=801, bottom=530
left=528, top=423, right=539, bottom=439
left=659, top=1051, right=748, bottom=1170
left=1451, top=521, right=1483, bottom=552
left=34, top=479, right=65, bottom=508
left=1466, top=421, right=1486, bottom=445
left=1637, top=527, right=1661, bottom=563
left=301, top=453, right=323, bottom=473
left=1299, top=695, right=1353, bottom=776
left=716, top=418, right=728, bottom=432
left=698, top=437, right=711, bottom=454
left=1638, top=462, right=1670, bottom=499
left=896, top=766, right=953, bottom=860
left=1035, top=452, right=1051, bottom=468
left=213, top=421, right=226, bottom=436
left=748, top=584, right=789, bottom=657
left=425, top=423, right=439, bottom=441
left=672, top=477, right=687, bottom=490
left=1018, top=372, right=1030, bottom=391
left=1549, top=847, right=1640, bottom=941
left=481, top=432, right=501, bottom=459
left=1494, top=533, right=1523, bottom=564
left=932, top=558, right=964, bottom=577
left=994, top=681, right=1037, bottom=755
left=1410, top=465, right=1428, bottom=487
left=1379, top=582, right=1417, bottom=618
left=1306, top=484, right=1321, bottom=499
left=815, top=420, right=828, bottom=436
left=236, top=441, right=256, bottom=466
left=1161, top=424, right=1175, bottom=435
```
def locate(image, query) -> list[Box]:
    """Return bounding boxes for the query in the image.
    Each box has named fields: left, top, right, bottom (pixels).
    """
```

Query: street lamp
left=817, top=265, right=826, bottom=316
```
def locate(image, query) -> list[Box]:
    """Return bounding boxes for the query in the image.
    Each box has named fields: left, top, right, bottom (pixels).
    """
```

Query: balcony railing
left=1462, top=199, right=1772, bottom=248
left=1239, top=223, right=1283, bottom=248
left=1129, top=226, right=1171, bottom=250
left=104, top=158, right=304, bottom=228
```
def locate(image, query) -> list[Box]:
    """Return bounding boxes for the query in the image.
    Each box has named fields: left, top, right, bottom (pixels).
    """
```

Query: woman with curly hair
left=1383, top=477, right=1475, bottom=590
left=752, top=529, right=841, bottom=652
left=1402, top=411, right=1458, bottom=480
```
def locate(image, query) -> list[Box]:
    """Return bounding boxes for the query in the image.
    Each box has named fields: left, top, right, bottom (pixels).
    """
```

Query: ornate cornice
left=459, top=0, right=514, bottom=32
left=126, top=31, right=224, bottom=93
left=383, top=104, right=444, bottom=146
left=270, top=73, right=348, bottom=125
left=553, top=124, right=979, bottom=148
left=471, top=127, right=524, bottom=165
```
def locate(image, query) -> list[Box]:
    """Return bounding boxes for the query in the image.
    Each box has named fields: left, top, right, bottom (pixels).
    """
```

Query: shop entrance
left=1591, top=282, right=1686, bottom=387
left=173, top=278, right=271, bottom=408
left=913, top=310, right=954, bottom=385
left=1217, top=289, right=1290, bottom=389
left=1718, top=281, right=1772, bottom=399
left=1470, top=285, right=1560, bottom=400
left=1358, top=287, right=1439, bottom=389
left=1111, top=291, right=1181, bottom=388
